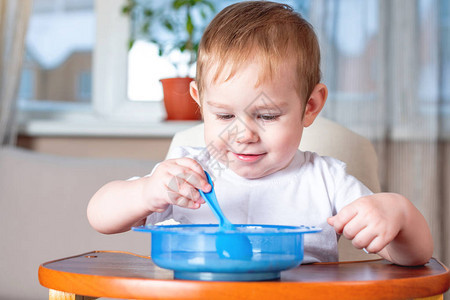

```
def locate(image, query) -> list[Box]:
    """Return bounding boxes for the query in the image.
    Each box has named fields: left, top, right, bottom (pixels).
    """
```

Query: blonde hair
left=196, top=1, right=321, bottom=102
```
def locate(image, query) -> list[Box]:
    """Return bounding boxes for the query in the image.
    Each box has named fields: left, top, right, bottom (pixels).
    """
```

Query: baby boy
left=88, top=1, right=432, bottom=266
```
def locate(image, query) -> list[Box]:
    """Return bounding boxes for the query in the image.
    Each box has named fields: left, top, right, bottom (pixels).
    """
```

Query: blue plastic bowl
left=132, top=224, right=321, bottom=281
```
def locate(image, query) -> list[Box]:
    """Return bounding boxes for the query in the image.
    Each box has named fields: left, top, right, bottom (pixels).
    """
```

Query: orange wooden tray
left=38, top=251, right=450, bottom=300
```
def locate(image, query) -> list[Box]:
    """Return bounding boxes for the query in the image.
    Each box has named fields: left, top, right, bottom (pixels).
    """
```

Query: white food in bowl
left=155, top=219, right=181, bottom=225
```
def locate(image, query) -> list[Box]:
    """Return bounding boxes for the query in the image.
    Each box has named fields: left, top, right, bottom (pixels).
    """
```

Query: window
left=18, top=0, right=94, bottom=105
left=126, top=0, right=308, bottom=103
left=94, top=0, right=307, bottom=122
left=18, top=0, right=448, bottom=138
left=78, top=70, right=92, bottom=102
left=18, top=67, right=34, bottom=101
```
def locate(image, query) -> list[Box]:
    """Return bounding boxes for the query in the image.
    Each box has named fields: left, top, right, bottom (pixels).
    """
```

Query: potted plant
left=122, top=0, right=216, bottom=121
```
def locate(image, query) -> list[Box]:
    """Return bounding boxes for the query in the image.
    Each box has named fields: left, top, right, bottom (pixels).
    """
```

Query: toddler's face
left=197, top=62, right=308, bottom=179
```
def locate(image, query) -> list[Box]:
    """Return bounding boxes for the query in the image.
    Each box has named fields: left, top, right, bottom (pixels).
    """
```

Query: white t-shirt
left=145, top=146, right=372, bottom=263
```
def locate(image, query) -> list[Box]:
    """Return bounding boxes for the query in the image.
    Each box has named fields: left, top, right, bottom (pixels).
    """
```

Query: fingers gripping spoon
left=198, top=171, right=253, bottom=260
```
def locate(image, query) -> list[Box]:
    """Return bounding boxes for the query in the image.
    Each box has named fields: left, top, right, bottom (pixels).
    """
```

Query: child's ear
left=190, top=81, right=201, bottom=106
left=303, top=83, right=328, bottom=127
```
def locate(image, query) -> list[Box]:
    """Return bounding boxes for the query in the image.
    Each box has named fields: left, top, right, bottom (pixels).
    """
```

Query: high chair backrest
left=167, top=116, right=381, bottom=261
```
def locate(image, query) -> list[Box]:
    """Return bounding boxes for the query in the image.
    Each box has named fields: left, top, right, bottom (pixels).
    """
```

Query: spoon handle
left=200, top=171, right=234, bottom=230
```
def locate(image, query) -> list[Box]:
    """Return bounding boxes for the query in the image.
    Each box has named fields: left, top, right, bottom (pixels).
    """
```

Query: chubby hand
left=327, top=193, right=405, bottom=254
left=142, top=158, right=211, bottom=213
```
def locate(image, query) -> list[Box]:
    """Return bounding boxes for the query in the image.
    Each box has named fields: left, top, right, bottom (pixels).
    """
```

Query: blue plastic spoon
left=198, top=171, right=253, bottom=260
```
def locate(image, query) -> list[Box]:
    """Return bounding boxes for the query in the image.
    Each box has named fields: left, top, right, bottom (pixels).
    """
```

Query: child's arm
left=327, top=193, right=433, bottom=266
left=87, top=158, right=210, bottom=234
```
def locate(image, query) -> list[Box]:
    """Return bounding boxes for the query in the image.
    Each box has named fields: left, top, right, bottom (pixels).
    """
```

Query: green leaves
left=186, top=13, right=194, bottom=35
left=163, top=19, right=174, bottom=31
left=172, top=0, right=191, bottom=10
left=121, top=0, right=217, bottom=69
left=141, top=21, right=150, bottom=34
left=143, top=9, right=153, bottom=17
left=127, top=39, right=134, bottom=51
left=121, top=0, right=135, bottom=15
left=201, top=0, right=216, bottom=14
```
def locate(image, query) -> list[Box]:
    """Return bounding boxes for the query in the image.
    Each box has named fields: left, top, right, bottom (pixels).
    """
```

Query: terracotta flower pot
left=160, top=77, right=202, bottom=121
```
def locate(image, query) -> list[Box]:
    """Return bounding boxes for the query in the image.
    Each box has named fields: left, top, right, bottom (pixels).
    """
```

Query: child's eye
left=216, top=114, right=235, bottom=120
left=258, top=114, right=280, bottom=121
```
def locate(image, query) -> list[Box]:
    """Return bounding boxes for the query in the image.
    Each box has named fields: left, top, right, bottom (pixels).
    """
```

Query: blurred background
left=0, top=0, right=448, bottom=297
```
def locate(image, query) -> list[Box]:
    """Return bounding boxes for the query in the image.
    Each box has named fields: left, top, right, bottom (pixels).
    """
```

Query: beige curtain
left=310, top=0, right=449, bottom=266
left=0, top=0, right=33, bottom=145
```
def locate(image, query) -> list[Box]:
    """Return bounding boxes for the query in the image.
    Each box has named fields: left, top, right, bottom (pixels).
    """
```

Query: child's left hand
left=327, top=192, right=433, bottom=266
left=327, top=193, right=403, bottom=254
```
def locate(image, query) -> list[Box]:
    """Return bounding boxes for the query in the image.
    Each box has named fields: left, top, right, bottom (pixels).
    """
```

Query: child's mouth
left=233, top=153, right=266, bottom=162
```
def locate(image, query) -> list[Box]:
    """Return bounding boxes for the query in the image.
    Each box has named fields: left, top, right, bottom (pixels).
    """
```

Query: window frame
left=18, top=0, right=201, bottom=138
left=93, top=0, right=165, bottom=122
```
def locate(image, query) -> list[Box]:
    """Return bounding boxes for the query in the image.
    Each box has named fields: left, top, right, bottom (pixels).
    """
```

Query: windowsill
left=17, top=102, right=449, bottom=140
left=18, top=119, right=201, bottom=138
left=17, top=104, right=201, bottom=138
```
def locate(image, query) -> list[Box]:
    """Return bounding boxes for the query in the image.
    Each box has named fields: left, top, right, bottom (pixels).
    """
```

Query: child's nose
left=236, top=126, right=259, bottom=144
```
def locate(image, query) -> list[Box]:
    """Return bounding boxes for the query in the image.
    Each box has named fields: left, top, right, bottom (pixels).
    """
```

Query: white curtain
left=0, top=0, right=33, bottom=145
left=309, top=0, right=449, bottom=265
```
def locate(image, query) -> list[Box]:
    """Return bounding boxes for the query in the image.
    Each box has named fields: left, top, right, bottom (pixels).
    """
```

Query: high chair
left=167, top=116, right=381, bottom=261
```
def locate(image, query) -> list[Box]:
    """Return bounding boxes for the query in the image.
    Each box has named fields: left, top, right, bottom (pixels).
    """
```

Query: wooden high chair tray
left=38, top=250, right=449, bottom=300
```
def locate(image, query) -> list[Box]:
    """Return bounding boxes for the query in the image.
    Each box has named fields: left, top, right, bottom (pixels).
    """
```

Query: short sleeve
left=320, top=156, right=373, bottom=214
left=166, top=146, right=191, bottom=160
left=333, top=168, right=373, bottom=213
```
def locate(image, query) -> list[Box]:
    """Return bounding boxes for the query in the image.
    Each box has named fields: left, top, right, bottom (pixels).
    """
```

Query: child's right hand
left=142, top=158, right=211, bottom=213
